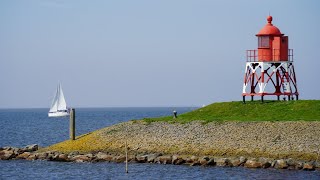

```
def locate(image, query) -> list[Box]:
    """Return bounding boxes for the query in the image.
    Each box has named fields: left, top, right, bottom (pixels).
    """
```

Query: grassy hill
left=144, top=100, right=320, bottom=123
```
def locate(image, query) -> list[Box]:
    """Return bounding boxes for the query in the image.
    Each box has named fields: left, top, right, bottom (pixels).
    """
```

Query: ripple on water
left=1, top=161, right=320, bottom=180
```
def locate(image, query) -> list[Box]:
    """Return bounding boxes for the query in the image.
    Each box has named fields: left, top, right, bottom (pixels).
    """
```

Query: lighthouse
left=242, top=16, right=299, bottom=102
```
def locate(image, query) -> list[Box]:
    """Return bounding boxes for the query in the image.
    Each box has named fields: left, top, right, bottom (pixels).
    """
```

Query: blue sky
left=0, top=0, right=319, bottom=108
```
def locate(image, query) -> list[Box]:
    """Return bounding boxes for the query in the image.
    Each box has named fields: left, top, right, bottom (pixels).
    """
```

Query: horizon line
left=0, top=106, right=200, bottom=110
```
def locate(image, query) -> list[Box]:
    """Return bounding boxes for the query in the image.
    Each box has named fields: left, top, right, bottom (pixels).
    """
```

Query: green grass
left=144, top=100, right=320, bottom=123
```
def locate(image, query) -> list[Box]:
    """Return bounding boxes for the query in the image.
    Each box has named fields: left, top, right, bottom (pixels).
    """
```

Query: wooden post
left=125, top=139, right=128, bottom=173
left=70, top=108, right=75, bottom=140
left=125, top=125, right=128, bottom=173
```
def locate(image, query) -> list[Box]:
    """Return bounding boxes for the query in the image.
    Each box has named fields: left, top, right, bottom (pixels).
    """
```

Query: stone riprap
left=2, top=121, right=320, bottom=171
left=1, top=145, right=319, bottom=171
left=45, top=121, right=320, bottom=161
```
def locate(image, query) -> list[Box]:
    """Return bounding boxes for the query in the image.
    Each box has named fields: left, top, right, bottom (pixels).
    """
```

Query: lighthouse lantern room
left=242, top=16, right=299, bottom=102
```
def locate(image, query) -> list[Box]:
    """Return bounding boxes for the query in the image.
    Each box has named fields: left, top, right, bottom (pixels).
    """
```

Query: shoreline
left=1, top=120, right=320, bottom=171
left=43, top=120, right=320, bottom=161
left=0, top=145, right=319, bottom=171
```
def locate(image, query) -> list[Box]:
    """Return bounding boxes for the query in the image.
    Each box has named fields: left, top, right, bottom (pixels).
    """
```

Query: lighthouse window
left=258, top=36, right=269, bottom=48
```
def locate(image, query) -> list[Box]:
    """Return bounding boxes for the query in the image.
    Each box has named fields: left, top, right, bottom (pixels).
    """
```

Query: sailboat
left=48, top=83, right=69, bottom=117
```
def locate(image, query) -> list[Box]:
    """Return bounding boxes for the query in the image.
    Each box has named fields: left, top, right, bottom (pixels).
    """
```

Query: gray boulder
left=258, top=157, right=272, bottom=168
left=128, top=155, right=136, bottom=163
left=190, top=162, right=201, bottom=166
left=172, top=155, right=185, bottom=165
left=199, top=156, right=210, bottom=166
left=37, top=152, right=48, bottom=160
left=185, top=156, right=199, bottom=164
left=147, top=153, right=161, bottom=163
left=68, top=151, right=80, bottom=157
left=113, top=155, right=126, bottom=163
left=2, top=147, right=12, bottom=151
left=96, top=152, right=113, bottom=162
left=16, top=152, right=31, bottom=159
left=46, top=152, right=59, bottom=161
left=190, top=156, right=198, bottom=162
left=207, top=158, right=216, bottom=166
left=244, top=158, right=262, bottom=168
left=286, top=158, right=295, bottom=166
left=274, top=159, right=288, bottom=169
left=72, top=154, right=92, bottom=162
left=239, top=156, right=247, bottom=164
left=11, top=147, right=21, bottom=155
left=303, top=162, right=315, bottom=171
left=55, top=154, right=69, bottom=162
left=285, top=158, right=296, bottom=169
left=215, top=158, right=231, bottom=167
left=156, top=155, right=172, bottom=164
left=295, top=161, right=304, bottom=170
left=0, top=150, right=15, bottom=160
left=26, top=154, right=38, bottom=160
left=23, top=144, right=38, bottom=152
left=136, top=155, right=147, bottom=163
left=229, top=157, right=241, bottom=167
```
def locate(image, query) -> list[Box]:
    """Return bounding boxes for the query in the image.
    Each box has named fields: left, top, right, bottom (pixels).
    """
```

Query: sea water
left=0, top=108, right=319, bottom=179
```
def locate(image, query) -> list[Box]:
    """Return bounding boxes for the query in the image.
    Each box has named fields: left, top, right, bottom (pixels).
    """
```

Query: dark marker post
left=70, top=108, right=75, bottom=140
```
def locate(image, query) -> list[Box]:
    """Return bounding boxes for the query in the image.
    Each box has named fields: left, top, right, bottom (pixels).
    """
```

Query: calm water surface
left=0, top=108, right=319, bottom=179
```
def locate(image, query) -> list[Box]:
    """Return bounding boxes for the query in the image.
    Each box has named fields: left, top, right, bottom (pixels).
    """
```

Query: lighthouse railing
left=288, top=49, right=293, bottom=62
left=246, top=49, right=293, bottom=62
left=246, top=50, right=257, bottom=62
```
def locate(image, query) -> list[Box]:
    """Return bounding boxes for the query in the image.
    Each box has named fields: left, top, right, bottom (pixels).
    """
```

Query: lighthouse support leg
left=261, top=96, right=264, bottom=103
left=243, top=96, right=246, bottom=103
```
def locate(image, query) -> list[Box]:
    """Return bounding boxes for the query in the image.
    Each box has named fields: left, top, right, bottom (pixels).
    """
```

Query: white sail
left=48, top=83, right=69, bottom=117
left=49, top=85, right=59, bottom=112
left=57, top=84, right=67, bottom=111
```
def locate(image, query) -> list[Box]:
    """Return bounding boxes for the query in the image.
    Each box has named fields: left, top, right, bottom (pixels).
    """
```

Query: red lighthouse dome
left=256, top=16, right=282, bottom=36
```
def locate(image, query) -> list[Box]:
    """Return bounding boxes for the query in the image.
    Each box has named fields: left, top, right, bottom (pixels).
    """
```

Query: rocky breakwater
left=45, top=120, right=320, bottom=161
left=1, top=145, right=319, bottom=171
left=2, top=121, right=320, bottom=171
left=0, top=144, right=39, bottom=160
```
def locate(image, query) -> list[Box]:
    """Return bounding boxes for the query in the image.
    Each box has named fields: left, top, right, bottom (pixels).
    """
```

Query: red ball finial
left=267, top=16, right=273, bottom=24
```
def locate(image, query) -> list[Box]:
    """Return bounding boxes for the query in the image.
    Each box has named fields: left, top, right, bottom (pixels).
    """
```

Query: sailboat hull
left=48, top=111, right=69, bottom=117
